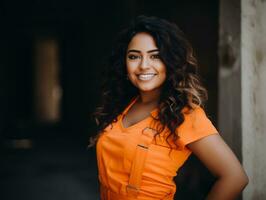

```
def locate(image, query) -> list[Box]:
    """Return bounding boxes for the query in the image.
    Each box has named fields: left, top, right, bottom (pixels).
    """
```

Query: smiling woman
left=91, top=16, right=248, bottom=200
left=126, top=32, right=166, bottom=95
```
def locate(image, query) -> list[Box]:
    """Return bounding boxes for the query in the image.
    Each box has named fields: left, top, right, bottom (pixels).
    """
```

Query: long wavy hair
left=91, top=15, right=207, bottom=148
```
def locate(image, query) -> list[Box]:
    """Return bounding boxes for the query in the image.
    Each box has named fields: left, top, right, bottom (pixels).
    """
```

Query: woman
left=92, top=16, right=248, bottom=200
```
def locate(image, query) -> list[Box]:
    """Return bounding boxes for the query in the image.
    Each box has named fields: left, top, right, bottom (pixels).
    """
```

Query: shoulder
left=182, top=104, right=205, bottom=116
left=182, top=105, right=209, bottom=125
left=177, top=105, right=218, bottom=146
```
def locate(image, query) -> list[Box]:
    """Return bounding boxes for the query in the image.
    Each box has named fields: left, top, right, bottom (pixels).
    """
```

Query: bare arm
left=187, top=134, right=249, bottom=200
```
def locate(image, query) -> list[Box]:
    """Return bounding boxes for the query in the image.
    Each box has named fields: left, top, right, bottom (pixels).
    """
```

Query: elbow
left=241, top=173, right=249, bottom=189
left=218, top=171, right=249, bottom=190
left=232, top=171, right=249, bottom=190
left=238, top=168, right=249, bottom=189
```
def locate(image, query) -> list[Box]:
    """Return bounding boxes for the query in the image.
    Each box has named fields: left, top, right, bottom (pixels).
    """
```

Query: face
left=126, top=32, right=166, bottom=94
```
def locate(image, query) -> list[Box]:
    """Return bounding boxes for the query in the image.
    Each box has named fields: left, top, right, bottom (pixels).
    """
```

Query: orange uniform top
left=96, top=97, right=218, bottom=200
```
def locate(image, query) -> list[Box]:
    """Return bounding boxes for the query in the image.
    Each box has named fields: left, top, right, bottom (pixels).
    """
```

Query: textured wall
left=242, top=0, right=266, bottom=199
left=218, top=0, right=242, bottom=160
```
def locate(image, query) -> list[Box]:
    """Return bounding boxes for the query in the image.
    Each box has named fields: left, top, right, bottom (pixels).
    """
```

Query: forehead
left=127, top=32, right=158, bottom=51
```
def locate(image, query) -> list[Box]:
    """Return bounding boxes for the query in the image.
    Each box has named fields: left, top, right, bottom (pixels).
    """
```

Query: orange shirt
left=96, top=97, right=218, bottom=200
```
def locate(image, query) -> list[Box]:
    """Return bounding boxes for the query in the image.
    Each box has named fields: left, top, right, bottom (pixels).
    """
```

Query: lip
left=137, top=73, right=157, bottom=76
left=137, top=73, right=157, bottom=81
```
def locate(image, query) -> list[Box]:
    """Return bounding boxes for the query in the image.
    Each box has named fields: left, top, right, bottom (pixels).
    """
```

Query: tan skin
left=123, top=32, right=248, bottom=199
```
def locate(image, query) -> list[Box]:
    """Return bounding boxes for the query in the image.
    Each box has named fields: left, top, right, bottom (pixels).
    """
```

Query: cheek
left=161, top=73, right=167, bottom=82
left=126, top=63, right=137, bottom=85
left=126, top=61, right=138, bottom=75
left=157, top=64, right=167, bottom=78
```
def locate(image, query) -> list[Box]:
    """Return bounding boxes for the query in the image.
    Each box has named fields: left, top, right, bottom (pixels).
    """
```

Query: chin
left=138, top=86, right=160, bottom=92
left=133, top=81, right=163, bottom=93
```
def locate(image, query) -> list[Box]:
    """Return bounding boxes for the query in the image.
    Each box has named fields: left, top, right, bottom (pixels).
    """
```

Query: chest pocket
left=147, top=143, right=179, bottom=177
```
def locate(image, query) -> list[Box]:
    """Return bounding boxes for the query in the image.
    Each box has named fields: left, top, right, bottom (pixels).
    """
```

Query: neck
left=138, top=89, right=161, bottom=104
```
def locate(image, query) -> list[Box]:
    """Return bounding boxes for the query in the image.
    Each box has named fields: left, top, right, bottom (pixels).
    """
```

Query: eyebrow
left=127, top=49, right=159, bottom=54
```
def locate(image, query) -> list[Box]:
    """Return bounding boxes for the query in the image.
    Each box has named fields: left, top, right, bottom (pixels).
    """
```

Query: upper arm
left=187, top=134, right=246, bottom=179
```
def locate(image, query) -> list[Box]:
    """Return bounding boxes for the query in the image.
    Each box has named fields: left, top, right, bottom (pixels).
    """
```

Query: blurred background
left=0, top=0, right=265, bottom=200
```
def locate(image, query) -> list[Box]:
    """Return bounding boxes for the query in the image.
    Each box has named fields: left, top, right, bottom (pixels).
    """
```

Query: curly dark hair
left=91, top=15, right=207, bottom=148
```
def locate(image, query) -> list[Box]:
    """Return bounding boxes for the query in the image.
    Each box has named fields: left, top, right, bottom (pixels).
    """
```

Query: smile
left=137, top=73, right=157, bottom=81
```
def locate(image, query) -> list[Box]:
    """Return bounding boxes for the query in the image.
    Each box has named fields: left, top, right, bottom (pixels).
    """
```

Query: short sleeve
left=177, top=106, right=218, bottom=146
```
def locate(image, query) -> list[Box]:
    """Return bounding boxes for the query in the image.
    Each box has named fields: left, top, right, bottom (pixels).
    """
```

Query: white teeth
left=138, top=74, right=156, bottom=80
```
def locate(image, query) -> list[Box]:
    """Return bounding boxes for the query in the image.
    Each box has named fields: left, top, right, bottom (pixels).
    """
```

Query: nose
left=139, top=56, right=150, bottom=70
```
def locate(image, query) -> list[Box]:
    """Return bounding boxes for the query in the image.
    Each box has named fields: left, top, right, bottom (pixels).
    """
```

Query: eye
left=150, top=54, right=161, bottom=60
left=128, top=54, right=140, bottom=60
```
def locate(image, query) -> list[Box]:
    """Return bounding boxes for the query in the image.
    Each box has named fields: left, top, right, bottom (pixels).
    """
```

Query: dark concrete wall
left=218, top=0, right=242, bottom=160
